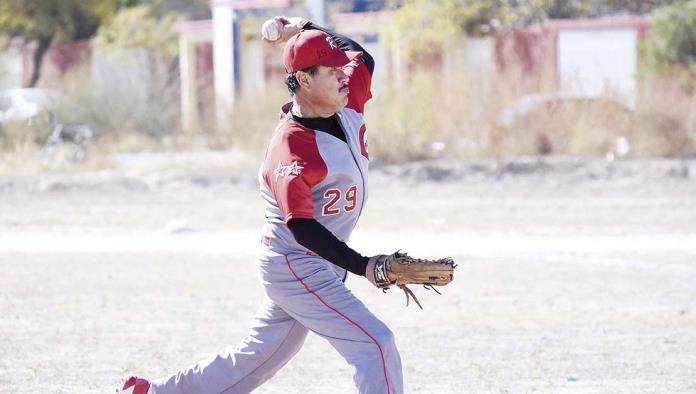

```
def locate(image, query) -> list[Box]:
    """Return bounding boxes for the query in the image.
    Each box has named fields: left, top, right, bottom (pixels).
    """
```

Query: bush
left=642, top=0, right=696, bottom=89
left=57, top=58, right=180, bottom=145
left=631, top=75, right=696, bottom=157
left=214, top=85, right=291, bottom=155
left=49, top=4, right=182, bottom=150
left=363, top=63, right=568, bottom=163
left=0, top=117, right=54, bottom=150
left=364, top=66, right=696, bottom=162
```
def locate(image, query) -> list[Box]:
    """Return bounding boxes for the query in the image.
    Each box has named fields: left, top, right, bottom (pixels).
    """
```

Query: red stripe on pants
left=284, top=255, right=391, bottom=394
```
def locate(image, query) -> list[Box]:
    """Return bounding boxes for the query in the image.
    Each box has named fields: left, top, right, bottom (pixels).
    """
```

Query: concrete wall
left=90, top=47, right=150, bottom=111
left=333, top=12, right=496, bottom=90
left=558, top=28, right=638, bottom=108
left=22, top=41, right=92, bottom=89
left=0, top=41, right=23, bottom=89
left=444, top=36, right=495, bottom=81
left=496, top=17, right=650, bottom=107
left=0, top=40, right=91, bottom=89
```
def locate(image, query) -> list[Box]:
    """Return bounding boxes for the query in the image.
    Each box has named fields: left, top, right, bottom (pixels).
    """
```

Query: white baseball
left=261, top=19, right=281, bottom=41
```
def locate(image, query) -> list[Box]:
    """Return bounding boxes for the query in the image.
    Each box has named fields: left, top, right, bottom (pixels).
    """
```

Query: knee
left=372, top=326, right=398, bottom=356
left=357, top=327, right=403, bottom=393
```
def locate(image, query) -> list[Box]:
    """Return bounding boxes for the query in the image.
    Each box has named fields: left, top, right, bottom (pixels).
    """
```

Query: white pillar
left=179, top=35, right=199, bottom=131
left=0, top=39, right=22, bottom=89
left=393, top=35, right=404, bottom=86
left=212, top=1, right=236, bottom=128
left=305, top=0, right=326, bottom=26
left=241, top=38, right=265, bottom=96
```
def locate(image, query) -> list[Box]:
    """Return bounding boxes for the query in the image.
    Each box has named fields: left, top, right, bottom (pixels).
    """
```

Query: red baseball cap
left=283, top=30, right=362, bottom=73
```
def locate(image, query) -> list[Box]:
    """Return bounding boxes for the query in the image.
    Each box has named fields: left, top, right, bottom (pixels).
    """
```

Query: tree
left=0, top=0, right=133, bottom=87
left=546, top=0, right=682, bottom=18
left=93, top=4, right=180, bottom=58
left=385, top=0, right=461, bottom=61
left=642, top=0, right=696, bottom=88
left=384, top=0, right=551, bottom=59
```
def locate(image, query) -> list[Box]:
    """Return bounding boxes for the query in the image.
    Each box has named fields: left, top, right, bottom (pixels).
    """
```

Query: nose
left=337, top=67, right=348, bottom=82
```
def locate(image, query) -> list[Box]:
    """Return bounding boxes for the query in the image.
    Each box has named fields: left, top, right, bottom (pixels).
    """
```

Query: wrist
left=288, top=17, right=309, bottom=29
left=366, top=255, right=392, bottom=288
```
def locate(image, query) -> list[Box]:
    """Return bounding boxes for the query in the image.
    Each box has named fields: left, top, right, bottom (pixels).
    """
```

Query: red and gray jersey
left=258, top=60, right=372, bottom=256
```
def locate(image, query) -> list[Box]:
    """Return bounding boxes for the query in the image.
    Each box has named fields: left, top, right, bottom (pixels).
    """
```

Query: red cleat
left=118, top=375, right=150, bottom=394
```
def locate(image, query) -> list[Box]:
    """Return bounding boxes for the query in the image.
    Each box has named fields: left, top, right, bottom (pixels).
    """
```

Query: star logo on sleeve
left=274, top=160, right=304, bottom=180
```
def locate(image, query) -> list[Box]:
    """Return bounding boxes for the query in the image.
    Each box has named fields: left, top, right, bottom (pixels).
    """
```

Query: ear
left=296, top=71, right=311, bottom=89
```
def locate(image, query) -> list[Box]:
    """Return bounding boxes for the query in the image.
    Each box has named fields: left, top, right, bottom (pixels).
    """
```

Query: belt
left=261, top=235, right=317, bottom=256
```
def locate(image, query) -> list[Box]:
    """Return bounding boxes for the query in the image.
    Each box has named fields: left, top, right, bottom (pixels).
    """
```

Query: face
left=298, top=65, right=350, bottom=115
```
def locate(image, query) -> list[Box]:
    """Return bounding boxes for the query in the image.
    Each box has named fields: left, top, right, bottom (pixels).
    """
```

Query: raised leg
left=149, top=295, right=308, bottom=394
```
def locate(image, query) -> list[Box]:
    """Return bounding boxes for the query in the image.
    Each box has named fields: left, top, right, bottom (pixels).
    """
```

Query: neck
left=292, top=95, right=334, bottom=118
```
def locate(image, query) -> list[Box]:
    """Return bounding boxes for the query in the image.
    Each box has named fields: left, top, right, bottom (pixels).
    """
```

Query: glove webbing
left=384, top=284, right=442, bottom=310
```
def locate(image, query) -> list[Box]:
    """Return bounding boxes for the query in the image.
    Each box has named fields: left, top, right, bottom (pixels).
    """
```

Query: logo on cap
left=326, top=36, right=339, bottom=50
left=316, top=48, right=328, bottom=59
left=283, top=30, right=362, bottom=73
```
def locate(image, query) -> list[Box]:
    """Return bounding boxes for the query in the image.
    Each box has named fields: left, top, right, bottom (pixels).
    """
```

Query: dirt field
left=1, top=153, right=695, bottom=393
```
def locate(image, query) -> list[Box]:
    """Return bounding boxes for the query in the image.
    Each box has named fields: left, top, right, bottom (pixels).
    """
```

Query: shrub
left=44, top=5, right=182, bottom=151
left=642, top=0, right=696, bottom=90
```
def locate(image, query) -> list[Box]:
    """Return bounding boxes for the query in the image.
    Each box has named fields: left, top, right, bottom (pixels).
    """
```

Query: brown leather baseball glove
left=366, top=251, right=456, bottom=309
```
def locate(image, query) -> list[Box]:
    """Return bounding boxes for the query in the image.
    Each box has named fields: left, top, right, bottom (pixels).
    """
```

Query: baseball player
left=119, top=16, right=404, bottom=394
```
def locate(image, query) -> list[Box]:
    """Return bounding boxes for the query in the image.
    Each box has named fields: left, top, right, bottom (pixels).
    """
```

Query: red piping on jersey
left=284, top=255, right=391, bottom=394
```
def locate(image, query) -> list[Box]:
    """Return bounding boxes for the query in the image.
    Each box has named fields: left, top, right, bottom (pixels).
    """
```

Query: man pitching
left=120, top=16, right=402, bottom=394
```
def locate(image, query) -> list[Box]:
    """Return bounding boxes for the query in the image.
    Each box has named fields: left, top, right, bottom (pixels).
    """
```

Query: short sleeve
left=344, top=59, right=372, bottom=114
left=262, top=123, right=328, bottom=222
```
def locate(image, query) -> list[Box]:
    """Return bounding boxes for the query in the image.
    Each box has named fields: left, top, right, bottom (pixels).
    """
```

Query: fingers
left=261, top=18, right=282, bottom=42
left=275, top=15, right=290, bottom=25
left=261, top=16, right=306, bottom=44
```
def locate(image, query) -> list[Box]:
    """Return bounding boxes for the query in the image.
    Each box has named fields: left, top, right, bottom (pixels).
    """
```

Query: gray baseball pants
left=148, top=251, right=403, bottom=394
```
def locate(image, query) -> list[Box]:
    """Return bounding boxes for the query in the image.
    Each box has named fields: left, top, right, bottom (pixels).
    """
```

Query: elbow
left=361, top=52, right=375, bottom=75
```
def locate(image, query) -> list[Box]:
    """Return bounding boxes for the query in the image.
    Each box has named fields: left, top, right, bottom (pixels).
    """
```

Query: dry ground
left=1, top=154, right=695, bottom=393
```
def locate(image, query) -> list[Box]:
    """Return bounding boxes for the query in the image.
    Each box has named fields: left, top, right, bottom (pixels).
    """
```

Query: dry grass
left=210, top=85, right=291, bottom=156
left=631, top=76, right=696, bottom=157
left=2, top=66, right=696, bottom=169
left=366, top=69, right=532, bottom=162
left=368, top=68, right=696, bottom=161
left=53, top=59, right=180, bottom=150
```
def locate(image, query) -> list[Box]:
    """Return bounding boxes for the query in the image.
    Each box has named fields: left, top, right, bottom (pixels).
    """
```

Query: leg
left=149, top=295, right=308, bottom=394
left=265, top=254, right=403, bottom=394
